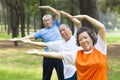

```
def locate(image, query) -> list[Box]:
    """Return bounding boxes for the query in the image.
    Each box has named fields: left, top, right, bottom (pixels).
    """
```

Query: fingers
left=10, top=37, right=32, bottom=44
left=38, top=6, right=49, bottom=9
left=72, top=15, right=85, bottom=20
left=10, top=38, right=21, bottom=42
left=60, top=11, right=66, bottom=15
left=21, top=38, right=31, bottom=43
left=72, top=16, right=78, bottom=18
left=72, top=15, right=81, bottom=18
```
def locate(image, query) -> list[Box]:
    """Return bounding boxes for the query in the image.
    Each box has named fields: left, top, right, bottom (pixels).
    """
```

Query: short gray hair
left=42, top=14, right=52, bottom=20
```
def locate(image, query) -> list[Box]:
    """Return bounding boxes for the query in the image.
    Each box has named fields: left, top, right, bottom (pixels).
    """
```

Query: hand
left=21, top=38, right=31, bottom=43
left=38, top=6, right=49, bottom=9
left=25, top=49, right=39, bottom=55
left=72, top=15, right=85, bottom=20
left=60, top=11, right=67, bottom=15
left=10, top=38, right=21, bottom=42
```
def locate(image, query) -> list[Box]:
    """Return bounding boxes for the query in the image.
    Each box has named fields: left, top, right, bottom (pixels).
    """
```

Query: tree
left=79, top=0, right=99, bottom=33
left=99, top=0, right=120, bottom=14
left=0, top=0, right=7, bottom=31
left=39, top=0, right=46, bottom=28
left=5, top=0, right=26, bottom=46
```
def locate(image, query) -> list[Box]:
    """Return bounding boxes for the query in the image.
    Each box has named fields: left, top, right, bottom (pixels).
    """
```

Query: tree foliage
left=0, top=0, right=119, bottom=45
left=99, top=0, right=120, bottom=14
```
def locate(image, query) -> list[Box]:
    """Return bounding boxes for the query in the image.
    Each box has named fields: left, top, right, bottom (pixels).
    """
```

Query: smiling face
left=78, top=32, right=94, bottom=51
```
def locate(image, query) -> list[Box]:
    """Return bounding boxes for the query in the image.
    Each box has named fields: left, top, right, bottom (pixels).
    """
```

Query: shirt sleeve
left=95, top=35, right=107, bottom=55
left=34, top=29, right=43, bottom=39
left=62, top=51, right=77, bottom=65
left=54, top=18, right=60, bottom=28
left=46, top=41, right=62, bottom=52
left=73, top=26, right=78, bottom=37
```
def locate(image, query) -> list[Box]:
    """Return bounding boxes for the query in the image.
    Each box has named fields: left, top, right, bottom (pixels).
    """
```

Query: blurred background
left=0, top=0, right=120, bottom=80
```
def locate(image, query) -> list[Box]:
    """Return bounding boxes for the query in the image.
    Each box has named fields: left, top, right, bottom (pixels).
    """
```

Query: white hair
left=42, top=14, right=52, bottom=21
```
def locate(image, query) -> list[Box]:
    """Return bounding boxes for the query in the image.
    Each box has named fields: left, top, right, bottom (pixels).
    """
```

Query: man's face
left=59, top=24, right=71, bottom=41
left=43, top=17, right=53, bottom=28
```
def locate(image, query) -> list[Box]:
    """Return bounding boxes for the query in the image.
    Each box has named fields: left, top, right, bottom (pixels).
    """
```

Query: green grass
left=0, top=67, right=41, bottom=80
left=0, top=48, right=57, bottom=80
left=0, top=32, right=12, bottom=39
left=1, top=45, right=120, bottom=80
left=108, top=56, right=120, bottom=80
left=106, top=32, right=120, bottom=44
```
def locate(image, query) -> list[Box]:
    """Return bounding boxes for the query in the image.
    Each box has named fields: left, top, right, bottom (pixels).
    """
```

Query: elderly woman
left=26, top=15, right=107, bottom=80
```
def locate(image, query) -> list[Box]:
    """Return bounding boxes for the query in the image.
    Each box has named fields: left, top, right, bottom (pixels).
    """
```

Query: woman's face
left=78, top=32, right=94, bottom=51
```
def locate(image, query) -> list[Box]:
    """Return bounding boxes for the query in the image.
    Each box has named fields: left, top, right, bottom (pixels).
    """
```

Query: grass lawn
left=0, top=31, right=120, bottom=80
left=0, top=44, right=57, bottom=80
left=106, top=32, right=120, bottom=44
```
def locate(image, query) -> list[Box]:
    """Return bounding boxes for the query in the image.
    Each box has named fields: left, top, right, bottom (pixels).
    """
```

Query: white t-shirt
left=46, top=27, right=82, bottom=79
left=63, top=35, right=107, bottom=65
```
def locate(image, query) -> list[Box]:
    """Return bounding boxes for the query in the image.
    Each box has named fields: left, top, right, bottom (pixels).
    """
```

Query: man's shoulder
left=48, top=40, right=64, bottom=44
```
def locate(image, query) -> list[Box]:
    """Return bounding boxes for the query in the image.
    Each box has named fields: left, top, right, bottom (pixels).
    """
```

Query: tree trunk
left=26, top=13, right=30, bottom=35
left=20, top=4, right=25, bottom=37
left=33, top=17, right=36, bottom=32
left=79, top=0, right=99, bottom=33
left=1, top=0, right=7, bottom=31
left=7, top=9, right=11, bottom=35
left=5, top=0, right=20, bottom=46
left=10, top=8, right=19, bottom=46
left=70, top=0, right=75, bottom=35
left=39, top=0, right=46, bottom=28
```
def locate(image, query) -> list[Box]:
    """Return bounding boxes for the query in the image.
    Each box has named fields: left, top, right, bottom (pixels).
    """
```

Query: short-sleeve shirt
left=63, top=35, right=107, bottom=80
left=34, top=19, right=62, bottom=51
left=46, top=27, right=82, bottom=79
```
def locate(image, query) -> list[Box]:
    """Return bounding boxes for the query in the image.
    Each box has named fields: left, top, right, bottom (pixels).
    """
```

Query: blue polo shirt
left=34, top=19, right=62, bottom=51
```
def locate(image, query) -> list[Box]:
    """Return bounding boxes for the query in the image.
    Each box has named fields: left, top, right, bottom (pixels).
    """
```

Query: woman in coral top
left=73, top=15, right=107, bottom=80
left=25, top=15, right=107, bottom=80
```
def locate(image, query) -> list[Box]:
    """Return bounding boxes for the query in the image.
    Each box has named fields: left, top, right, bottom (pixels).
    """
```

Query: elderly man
left=15, top=6, right=64, bottom=80
left=19, top=11, right=82, bottom=80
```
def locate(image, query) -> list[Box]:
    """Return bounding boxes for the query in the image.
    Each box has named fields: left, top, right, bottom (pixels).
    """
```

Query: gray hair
left=42, top=14, right=52, bottom=21
left=76, top=27, right=97, bottom=46
left=60, top=24, right=70, bottom=29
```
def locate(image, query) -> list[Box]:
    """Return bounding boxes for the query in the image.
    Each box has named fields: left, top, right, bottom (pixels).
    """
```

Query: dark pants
left=42, top=57, right=64, bottom=80
left=64, top=72, right=77, bottom=80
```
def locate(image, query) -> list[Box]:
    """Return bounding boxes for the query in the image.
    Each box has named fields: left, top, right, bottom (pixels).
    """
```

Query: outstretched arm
left=10, top=34, right=35, bottom=42
left=26, top=41, right=47, bottom=47
left=38, top=6, right=61, bottom=22
left=60, top=11, right=81, bottom=29
left=73, top=15, right=106, bottom=42
left=21, top=38, right=47, bottom=47
left=10, top=38, right=47, bottom=47
left=26, top=49, right=64, bottom=59
left=22, top=34, right=34, bottom=39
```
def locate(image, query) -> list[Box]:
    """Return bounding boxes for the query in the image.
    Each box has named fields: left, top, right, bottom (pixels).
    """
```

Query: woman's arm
left=38, top=6, right=61, bottom=22
left=26, top=49, right=64, bottom=59
left=60, top=11, right=81, bottom=29
left=73, top=15, right=106, bottom=42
